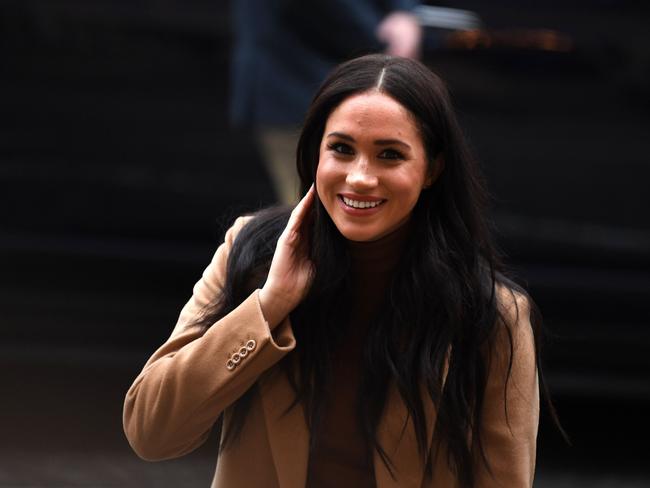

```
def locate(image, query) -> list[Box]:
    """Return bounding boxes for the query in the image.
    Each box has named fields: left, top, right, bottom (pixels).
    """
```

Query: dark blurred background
left=1, top=0, right=649, bottom=486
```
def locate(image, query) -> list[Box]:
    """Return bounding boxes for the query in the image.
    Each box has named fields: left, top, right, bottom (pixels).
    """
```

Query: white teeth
left=342, top=196, right=383, bottom=209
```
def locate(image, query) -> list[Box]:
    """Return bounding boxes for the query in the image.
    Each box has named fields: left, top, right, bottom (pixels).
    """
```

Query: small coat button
left=232, top=353, right=241, bottom=364
left=246, top=339, right=257, bottom=351
left=239, top=347, right=248, bottom=357
left=226, top=360, right=235, bottom=371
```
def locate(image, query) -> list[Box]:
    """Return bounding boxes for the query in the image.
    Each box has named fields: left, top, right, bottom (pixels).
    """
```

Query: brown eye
left=379, top=148, right=404, bottom=160
left=328, top=142, right=354, bottom=155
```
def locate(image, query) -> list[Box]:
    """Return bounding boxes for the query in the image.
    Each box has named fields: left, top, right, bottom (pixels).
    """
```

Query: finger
left=286, top=185, right=315, bottom=233
left=279, top=186, right=314, bottom=249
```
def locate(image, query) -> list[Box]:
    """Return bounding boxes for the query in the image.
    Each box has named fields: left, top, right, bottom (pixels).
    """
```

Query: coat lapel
left=260, top=366, right=309, bottom=488
left=373, top=384, right=437, bottom=488
left=260, top=376, right=442, bottom=488
left=375, top=354, right=450, bottom=488
left=258, top=324, right=449, bottom=488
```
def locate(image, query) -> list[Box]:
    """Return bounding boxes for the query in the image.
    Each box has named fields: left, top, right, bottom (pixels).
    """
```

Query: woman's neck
left=346, top=219, right=413, bottom=275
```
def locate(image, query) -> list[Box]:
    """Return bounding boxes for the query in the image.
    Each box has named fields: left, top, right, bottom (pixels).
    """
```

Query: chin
left=335, top=223, right=382, bottom=242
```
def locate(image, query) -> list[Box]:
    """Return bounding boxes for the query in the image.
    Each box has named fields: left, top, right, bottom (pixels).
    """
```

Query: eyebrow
left=326, top=131, right=411, bottom=150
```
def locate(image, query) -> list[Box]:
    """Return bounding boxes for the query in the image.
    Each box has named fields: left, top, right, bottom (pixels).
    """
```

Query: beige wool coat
left=123, top=216, right=540, bottom=488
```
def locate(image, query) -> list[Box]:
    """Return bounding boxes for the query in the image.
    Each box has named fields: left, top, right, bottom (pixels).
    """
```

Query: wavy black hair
left=195, top=54, right=560, bottom=487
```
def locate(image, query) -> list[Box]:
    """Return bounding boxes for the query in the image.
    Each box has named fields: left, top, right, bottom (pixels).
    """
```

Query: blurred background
left=1, top=0, right=649, bottom=486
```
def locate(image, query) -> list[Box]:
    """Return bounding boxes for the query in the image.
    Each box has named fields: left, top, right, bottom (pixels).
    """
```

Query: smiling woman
left=317, top=91, right=439, bottom=242
left=124, top=54, right=556, bottom=488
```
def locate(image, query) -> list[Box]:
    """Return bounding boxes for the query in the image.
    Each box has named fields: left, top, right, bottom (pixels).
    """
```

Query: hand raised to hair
left=259, top=186, right=315, bottom=328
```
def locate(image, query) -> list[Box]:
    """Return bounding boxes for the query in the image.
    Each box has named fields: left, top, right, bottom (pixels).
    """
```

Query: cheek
left=315, top=160, right=325, bottom=196
left=315, top=160, right=340, bottom=221
left=391, top=172, right=427, bottom=208
left=315, top=157, right=336, bottom=194
left=394, top=168, right=426, bottom=192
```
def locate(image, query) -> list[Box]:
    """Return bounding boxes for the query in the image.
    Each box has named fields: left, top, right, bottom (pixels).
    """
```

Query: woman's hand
left=376, top=11, right=422, bottom=59
left=259, top=186, right=315, bottom=328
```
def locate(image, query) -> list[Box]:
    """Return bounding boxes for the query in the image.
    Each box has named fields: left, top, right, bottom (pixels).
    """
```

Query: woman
left=124, top=54, right=548, bottom=487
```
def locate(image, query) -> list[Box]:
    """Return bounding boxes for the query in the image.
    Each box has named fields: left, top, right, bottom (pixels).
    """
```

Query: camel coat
left=123, top=216, right=539, bottom=488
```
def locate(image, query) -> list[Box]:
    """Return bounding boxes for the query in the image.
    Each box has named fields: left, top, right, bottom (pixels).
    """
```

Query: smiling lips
left=339, top=194, right=386, bottom=210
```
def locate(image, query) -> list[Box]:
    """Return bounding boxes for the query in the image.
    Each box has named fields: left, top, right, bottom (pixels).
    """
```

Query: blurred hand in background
left=377, top=11, right=422, bottom=58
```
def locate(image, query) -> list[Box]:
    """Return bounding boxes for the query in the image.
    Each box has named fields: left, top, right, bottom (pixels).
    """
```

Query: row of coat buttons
left=226, top=339, right=257, bottom=371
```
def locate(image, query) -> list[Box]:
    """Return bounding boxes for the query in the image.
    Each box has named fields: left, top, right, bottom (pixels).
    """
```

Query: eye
left=327, top=142, right=354, bottom=156
left=378, top=148, right=405, bottom=160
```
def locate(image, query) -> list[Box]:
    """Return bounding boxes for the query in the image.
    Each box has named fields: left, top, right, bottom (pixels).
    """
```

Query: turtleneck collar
left=346, top=218, right=413, bottom=275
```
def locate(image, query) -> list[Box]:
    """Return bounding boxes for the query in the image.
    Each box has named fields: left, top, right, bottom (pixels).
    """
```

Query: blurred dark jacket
left=230, top=0, right=418, bottom=126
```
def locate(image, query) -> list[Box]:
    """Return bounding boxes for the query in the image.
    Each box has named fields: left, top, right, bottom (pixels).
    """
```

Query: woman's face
left=316, top=91, right=434, bottom=242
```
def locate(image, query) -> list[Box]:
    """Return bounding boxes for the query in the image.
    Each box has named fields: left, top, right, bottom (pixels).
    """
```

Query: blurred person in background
left=124, top=54, right=548, bottom=487
left=230, top=0, right=422, bottom=204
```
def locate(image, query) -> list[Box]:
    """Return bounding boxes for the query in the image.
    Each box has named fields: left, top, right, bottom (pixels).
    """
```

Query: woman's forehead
left=324, top=92, right=419, bottom=138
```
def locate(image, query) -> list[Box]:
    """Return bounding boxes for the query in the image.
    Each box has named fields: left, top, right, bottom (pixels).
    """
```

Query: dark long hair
left=196, top=54, right=558, bottom=487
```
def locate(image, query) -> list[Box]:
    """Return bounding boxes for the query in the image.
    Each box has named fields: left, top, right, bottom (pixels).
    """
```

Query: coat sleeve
left=123, top=216, right=296, bottom=461
left=475, top=289, right=540, bottom=487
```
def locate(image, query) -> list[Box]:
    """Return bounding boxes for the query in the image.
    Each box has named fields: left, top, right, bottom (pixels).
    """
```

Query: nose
left=345, top=158, right=378, bottom=190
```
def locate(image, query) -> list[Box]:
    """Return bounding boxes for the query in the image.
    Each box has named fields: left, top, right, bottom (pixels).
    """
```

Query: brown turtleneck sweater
left=306, top=222, right=411, bottom=488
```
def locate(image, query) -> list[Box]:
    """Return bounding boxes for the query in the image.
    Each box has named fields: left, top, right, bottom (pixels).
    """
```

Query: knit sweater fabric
left=306, top=222, right=411, bottom=487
